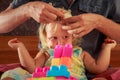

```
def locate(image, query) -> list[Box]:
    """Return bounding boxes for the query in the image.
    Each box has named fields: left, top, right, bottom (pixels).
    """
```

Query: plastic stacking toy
left=26, top=44, right=76, bottom=80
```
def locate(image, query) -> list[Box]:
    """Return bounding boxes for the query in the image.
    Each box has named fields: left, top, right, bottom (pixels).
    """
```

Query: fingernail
left=67, top=30, right=73, bottom=34
left=73, top=34, right=79, bottom=38
left=62, top=26, right=66, bottom=29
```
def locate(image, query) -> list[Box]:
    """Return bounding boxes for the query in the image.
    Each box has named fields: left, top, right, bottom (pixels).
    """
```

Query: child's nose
left=58, top=39, right=64, bottom=45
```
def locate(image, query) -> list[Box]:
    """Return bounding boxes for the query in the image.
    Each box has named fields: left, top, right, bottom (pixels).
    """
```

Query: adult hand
left=24, top=1, right=64, bottom=23
left=62, top=13, right=103, bottom=37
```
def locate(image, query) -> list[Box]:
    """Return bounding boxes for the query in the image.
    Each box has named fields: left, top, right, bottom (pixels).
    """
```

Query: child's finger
left=104, top=39, right=115, bottom=43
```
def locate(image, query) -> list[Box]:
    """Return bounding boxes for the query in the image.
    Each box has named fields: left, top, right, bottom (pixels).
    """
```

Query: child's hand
left=102, top=38, right=117, bottom=49
left=8, top=38, right=24, bottom=49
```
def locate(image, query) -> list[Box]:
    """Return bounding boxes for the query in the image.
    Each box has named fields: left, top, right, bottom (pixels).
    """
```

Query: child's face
left=45, top=22, right=72, bottom=48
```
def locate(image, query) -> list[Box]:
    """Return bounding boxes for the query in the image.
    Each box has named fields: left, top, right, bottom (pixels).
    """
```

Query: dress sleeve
left=10, top=0, right=30, bottom=8
left=73, top=46, right=83, bottom=57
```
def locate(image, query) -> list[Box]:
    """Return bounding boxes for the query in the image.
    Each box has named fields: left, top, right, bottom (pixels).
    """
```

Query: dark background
left=0, top=0, right=39, bottom=36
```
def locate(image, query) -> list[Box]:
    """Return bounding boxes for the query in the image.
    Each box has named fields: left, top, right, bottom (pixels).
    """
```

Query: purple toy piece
left=43, top=66, right=50, bottom=72
left=32, top=67, right=50, bottom=77
left=54, top=44, right=63, bottom=58
left=32, top=72, right=41, bottom=78
left=62, top=44, right=73, bottom=57
left=35, top=67, right=42, bottom=72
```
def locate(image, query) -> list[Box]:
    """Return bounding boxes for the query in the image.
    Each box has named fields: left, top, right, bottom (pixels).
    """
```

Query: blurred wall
left=0, top=0, right=39, bottom=36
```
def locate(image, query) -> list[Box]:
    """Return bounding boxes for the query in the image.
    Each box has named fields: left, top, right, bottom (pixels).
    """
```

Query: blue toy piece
left=47, top=65, right=70, bottom=78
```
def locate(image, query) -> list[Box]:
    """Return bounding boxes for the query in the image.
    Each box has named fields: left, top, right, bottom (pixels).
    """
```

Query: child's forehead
left=46, top=22, right=62, bottom=30
left=45, top=22, right=70, bottom=35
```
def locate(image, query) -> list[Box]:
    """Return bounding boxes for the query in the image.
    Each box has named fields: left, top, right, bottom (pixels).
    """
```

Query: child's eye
left=53, top=37, right=57, bottom=39
left=63, top=36, right=68, bottom=39
left=50, top=37, right=57, bottom=40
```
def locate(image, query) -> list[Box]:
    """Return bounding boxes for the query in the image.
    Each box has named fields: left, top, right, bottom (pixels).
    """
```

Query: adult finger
left=42, top=9, right=57, bottom=21
left=73, top=27, right=93, bottom=38
left=73, top=30, right=87, bottom=38
left=40, top=16, right=53, bottom=23
left=67, top=27, right=85, bottom=34
left=46, top=5, right=64, bottom=19
left=62, top=22, right=80, bottom=30
left=62, top=16, right=79, bottom=25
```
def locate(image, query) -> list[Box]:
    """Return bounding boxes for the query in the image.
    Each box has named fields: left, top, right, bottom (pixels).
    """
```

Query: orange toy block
left=26, top=78, right=33, bottom=80
left=51, top=58, right=60, bottom=66
left=60, top=57, right=72, bottom=69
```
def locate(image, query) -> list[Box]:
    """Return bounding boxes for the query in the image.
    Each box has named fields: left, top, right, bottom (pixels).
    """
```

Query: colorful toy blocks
left=53, top=44, right=73, bottom=57
left=51, top=44, right=73, bottom=68
left=47, top=65, right=70, bottom=78
left=32, top=67, right=50, bottom=77
left=26, top=44, right=77, bottom=80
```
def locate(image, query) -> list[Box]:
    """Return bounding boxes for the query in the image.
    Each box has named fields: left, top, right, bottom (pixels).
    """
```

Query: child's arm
left=34, top=48, right=50, bottom=68
left=82, top=38, right=117, bottom=74
left=8, top=38, right=49, bottom=73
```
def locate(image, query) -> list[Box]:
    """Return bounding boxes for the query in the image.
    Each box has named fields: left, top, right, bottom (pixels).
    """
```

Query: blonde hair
left=39, top=24, right=48, bottom=49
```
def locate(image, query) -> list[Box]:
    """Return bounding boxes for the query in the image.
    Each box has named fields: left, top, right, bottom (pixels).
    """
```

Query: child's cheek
left=48, top=41, right=56, bottom=48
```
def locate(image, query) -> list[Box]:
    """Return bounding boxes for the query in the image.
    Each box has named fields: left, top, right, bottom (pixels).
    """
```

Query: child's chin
left=49, top=46, right=54, bottom=49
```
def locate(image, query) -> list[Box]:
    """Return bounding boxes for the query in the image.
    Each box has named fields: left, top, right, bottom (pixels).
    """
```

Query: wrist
left=19, top=3, right=31, bottom=20
left=102, top=46, right=111, bottom=51
left=17, top=43, right=25, bottom=50
left=95, top=15, right=106, bottom=30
